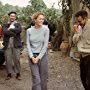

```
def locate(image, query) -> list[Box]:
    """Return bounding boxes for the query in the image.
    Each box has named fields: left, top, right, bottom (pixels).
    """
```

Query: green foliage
left=44, top=8, right=62, bottom=23
left=21, top=0, right=62, bottom=30
left=30, top=0, right=47, bottom=11
left=0, top=0, right=62, bottom=33
left=81, top=0, right=90, bottom=9
left=62, top=0, right=72, bottom=33
left=0, top=2, right=23, bottom=24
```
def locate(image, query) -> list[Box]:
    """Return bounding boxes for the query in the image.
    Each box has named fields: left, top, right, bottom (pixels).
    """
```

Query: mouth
left=39, top=22, right=43, bottom=25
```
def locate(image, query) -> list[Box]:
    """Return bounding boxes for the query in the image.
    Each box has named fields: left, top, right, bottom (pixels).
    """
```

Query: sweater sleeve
left=38, top=27, right=49, bottom=59
left=73, top=33, right=80, bottom=44
left=26, top=29, right=33, bottom=58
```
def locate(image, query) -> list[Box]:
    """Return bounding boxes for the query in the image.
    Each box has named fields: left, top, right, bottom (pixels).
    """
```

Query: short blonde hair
left=32, top=12, right=45, bottom=20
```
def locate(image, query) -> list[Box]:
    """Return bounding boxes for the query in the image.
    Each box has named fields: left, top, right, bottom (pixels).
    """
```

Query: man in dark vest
left=3, top=11, right=22, bottom=80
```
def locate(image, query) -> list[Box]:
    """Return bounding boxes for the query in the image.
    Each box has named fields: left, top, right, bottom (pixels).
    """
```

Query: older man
left=3, top=11, right=22, bottom=80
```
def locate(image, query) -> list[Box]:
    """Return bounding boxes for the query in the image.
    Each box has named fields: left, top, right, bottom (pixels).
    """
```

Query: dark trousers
left=29, top=53, right=48, bottom=90
left=80, top=55, right=90, bottom=90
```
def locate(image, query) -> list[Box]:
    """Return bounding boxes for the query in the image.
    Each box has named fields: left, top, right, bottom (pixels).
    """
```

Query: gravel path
left=48, top=51, right=84, bottom=90
left=0, top=50, right=84, bottom=90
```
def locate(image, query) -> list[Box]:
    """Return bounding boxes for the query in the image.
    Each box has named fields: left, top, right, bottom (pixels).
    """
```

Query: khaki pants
left=4, top=47, right=21, bottom=74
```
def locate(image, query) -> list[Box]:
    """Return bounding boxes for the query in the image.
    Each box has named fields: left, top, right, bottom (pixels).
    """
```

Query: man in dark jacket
left=3, top=11, right=22, bottom=80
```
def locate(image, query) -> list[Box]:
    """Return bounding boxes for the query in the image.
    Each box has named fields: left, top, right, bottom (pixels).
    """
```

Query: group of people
left=1, top=10, right=90, bottom=90
left=2, top=11, right=49, bottom=90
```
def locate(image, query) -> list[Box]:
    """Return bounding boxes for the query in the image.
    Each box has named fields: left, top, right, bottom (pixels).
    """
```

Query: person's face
left=76, top=16, right=86, bottom=27
left=10, top=13, right=16, bottom=22
left=35, top=15, right=45, bottom=26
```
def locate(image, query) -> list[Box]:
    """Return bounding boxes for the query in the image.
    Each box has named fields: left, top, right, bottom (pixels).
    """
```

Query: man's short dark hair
left=8, top=11, right=17, bottom=16
left=75, top=10, right=88, bottom=19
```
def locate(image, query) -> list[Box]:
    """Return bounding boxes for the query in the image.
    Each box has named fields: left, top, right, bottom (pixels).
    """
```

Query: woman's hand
left=31, top=56, right=40, bottom=64
left=31, top=57, right=36, bottom=64
left=34, top=57, right=40, bottom=64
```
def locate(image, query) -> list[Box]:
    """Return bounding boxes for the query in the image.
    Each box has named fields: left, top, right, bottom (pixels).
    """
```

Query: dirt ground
left=0, top=50, right=84, bottom=90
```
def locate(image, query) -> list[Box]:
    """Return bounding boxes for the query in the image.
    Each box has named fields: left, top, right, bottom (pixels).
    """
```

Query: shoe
left=16, top=73, right=22, bottom=80
left=5, top=73, right=11, bottom=80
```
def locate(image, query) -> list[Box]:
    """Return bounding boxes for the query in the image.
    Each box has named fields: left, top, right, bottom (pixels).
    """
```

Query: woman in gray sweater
left=26, top=12, right=49, bottom=90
